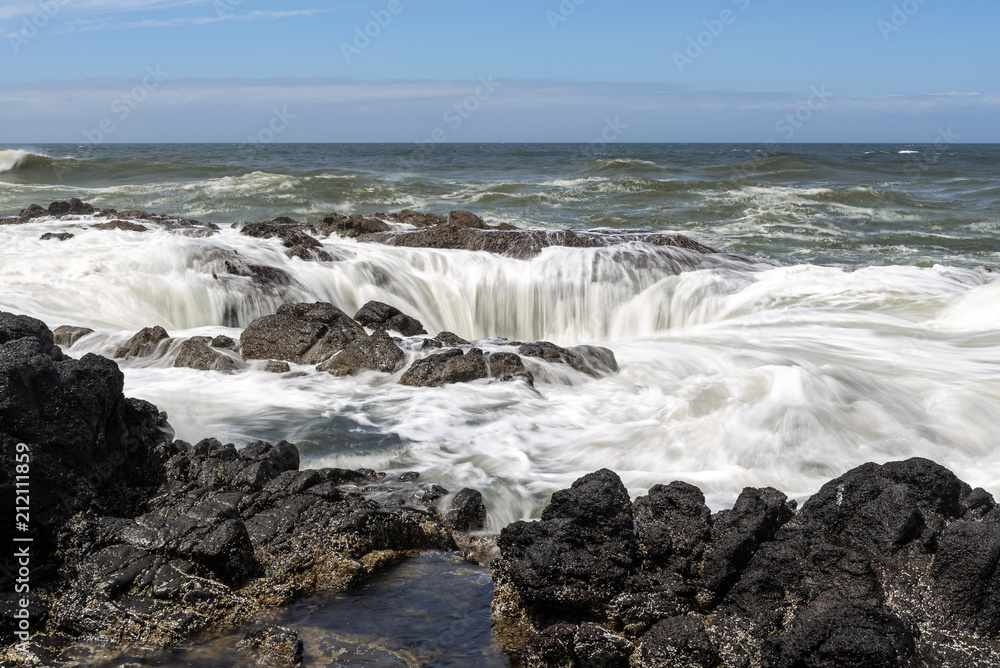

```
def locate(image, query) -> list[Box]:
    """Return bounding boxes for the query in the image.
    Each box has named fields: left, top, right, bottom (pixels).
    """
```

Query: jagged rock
left=445, top=488, right=487, bottom=531
left=494, top=469, right=637, bottom=629
left=428, top=331, right=470, bottom=347
left=237, top=625, right=304, bottom=666
left=313, top=213, right=390, bottom=238
left=353, top=300, right=427, bottom=336
left=523, top=623, right=576, bottom=668
left=632, top=616, right=720, bottom=668
left=240, top=220, right=332, bottom=262
left=762, top=601, right=916, bottom=668
left=52, top=325, right=94, bottom=347
left=400, top=348, right=489, bottom=387
left=634, top=481, right=712, bottom=579
left=92, top=220, right=148, bottom=232
left=115, top=326, right=170, bottom=359
left=0, top=313, right=171, bottom=590
left=518, top=341, right=618, bottom=378
left=928, top=520, right=1000, bottom=637
left=316, top=330, right=405, bottom=376
left=486, top=351, right=534, bottom=385
left=173, top=339, right=240, bottom=372
left=40, top=232, right=74, bottom=241
left=240, top=303, right=366, bottom=365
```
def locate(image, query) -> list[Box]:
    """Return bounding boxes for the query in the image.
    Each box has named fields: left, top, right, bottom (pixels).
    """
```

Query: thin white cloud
left=49, top=9, right=326, bottom=34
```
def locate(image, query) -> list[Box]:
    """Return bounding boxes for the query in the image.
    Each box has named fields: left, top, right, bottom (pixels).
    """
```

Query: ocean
left=1, top=142, right=999, bottom=529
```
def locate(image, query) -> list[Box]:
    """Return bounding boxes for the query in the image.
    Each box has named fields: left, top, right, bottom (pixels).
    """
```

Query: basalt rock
left=240, top=219, right=332, bottom=262
left=18, top=204, right=49, bottom=221
left=237, top=625, right=304, bottom=666
left=316, top=330, right=405, bottom=376
left=399, top=348, right=490, bottom=387
left=114, top=326, right=170, bottom=360
left=240, top=302, right=367, bottom=365
left=91, top=220, right=148, bottom=232
left=353, top=300, right=427, bottom=336
left=39, top=232, right=74, bottom=241
left=493, top=460, right=1000, bottom=667
left=47, top=199, right=97, bottom=217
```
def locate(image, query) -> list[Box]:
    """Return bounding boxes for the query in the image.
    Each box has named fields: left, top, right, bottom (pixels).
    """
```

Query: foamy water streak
left=2, top=217, right=999, bottom=527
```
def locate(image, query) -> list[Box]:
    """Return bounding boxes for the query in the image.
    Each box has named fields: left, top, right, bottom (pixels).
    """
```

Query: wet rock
left=18, top=204, right=49, bottom=221
left=398, top=471, right=420, bottom=482
left=40, top=232, right=74, bottom=241
left=400, top=348, right=490, bottom=387
left=486, top=351, right=534, bottom=385
left=449, top=210, right=490, bottom=229
left=573, top=622, right=633, bottom=668
left=518, top=341, right=618, bottom=378
left=240, top=220, right=332, bottom=262
left=52, top=325, right=94, bottom=347
left=313, top=213, right=390, bottom=238
left=429, top=331, right=470, bottom=347
left=928, top=520, right=1000, bottom=637
left=523, top=623, right=576, bottom=668
left=237, top=625, right=304, bottom=666
left=445, top=488, right=487, bottom=531
left=494, top=469, right=637, bottom=628
left=634, top=481, right=712, bottom=579
left=47, top=198, right=97, bottom=217
left=173, top=339, right=241, bottom=372
left=353, top=300, right=427, bottom=336
left=241, top=302, right=367, bottom=365
left=762, top=601, right=916, bottom=668
left=316, top=330, right=405, bottom=376
left=115, top=326, right=170, bottom=359
left=92, top=220, right=149, bottom=232
left=633, top=616, right=720, bottom=668
left=0, top=313, right=171, bottom=588
left=211, top=335, right=238, bottom=350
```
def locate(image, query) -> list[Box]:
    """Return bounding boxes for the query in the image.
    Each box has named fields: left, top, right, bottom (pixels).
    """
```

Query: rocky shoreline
left=3, top=202, right=1000, bottom=666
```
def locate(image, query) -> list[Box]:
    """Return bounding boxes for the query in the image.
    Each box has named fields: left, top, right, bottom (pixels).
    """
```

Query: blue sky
left=1, top=0, right=998, bottom=142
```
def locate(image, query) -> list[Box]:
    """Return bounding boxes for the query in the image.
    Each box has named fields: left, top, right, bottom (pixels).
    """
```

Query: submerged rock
left=518, top=341, right=618, bottom=378
left=237, top=625, right=304, bottom=666
left=173, top=339, right=241, bottom=372
left=492, top=460, right=1000, bottom=667
left=114, top=325, right=170, bottom=359
left=240, top=219, right=332, bottom=262
left=52, top=325, right=94, bottom=347
left=40, top=232, right=74, bottom=241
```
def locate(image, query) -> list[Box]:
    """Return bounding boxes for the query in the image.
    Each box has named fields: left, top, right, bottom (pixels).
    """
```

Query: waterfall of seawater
left=2, top=217, right=999, bottom=529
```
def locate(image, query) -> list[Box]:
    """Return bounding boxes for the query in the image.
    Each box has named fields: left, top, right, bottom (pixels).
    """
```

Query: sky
left=0, top=0, right=998, bottom=142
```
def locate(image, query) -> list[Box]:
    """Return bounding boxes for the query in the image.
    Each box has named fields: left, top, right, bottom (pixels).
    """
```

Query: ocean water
left=1, top=143, right=999, bottom=527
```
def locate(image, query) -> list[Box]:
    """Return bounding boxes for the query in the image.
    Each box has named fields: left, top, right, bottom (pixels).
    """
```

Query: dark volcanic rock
left=47, top=198, right=97, bottom=217
left=493, top=459, right=1000, bottom=668
left=493, top=469, right=637, bottom=633
left=52, top=325, right=94, bottom=347
left=762, top=601, right=916, bottom=668
left=316, top=330, right=405, bottom=376
left=40, top=232, right=74, bottom=241
left=353, top=300, right=427, bottom=336
left=237, top=625, right=304, bottom=666
left=18, top=204, right=49, bottom=221
left=240, top=220, right=332, bottom=262
left=173, top=339, right=241, bottom=372
left=448, top=210, right=490, bottom=229
left=240, top=302, right=367, bottom=365
left=518, top=341, right=618, bottom=378
left=115, top=326, right=170, bottom=359
left=487, top=351, right=534, bottom=385
left=633, top=616, right=720, bottom=668
left=265, top=360, right=291, bottom=373
left=313, top=213, right=391, bottom=238
left=0, top=313, right=172, bottom=589
left=445, top=488, right=487, bottom=532
left=399, top=348, right=490, bottom=387
left=211, top=334, right=238, bottom=350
